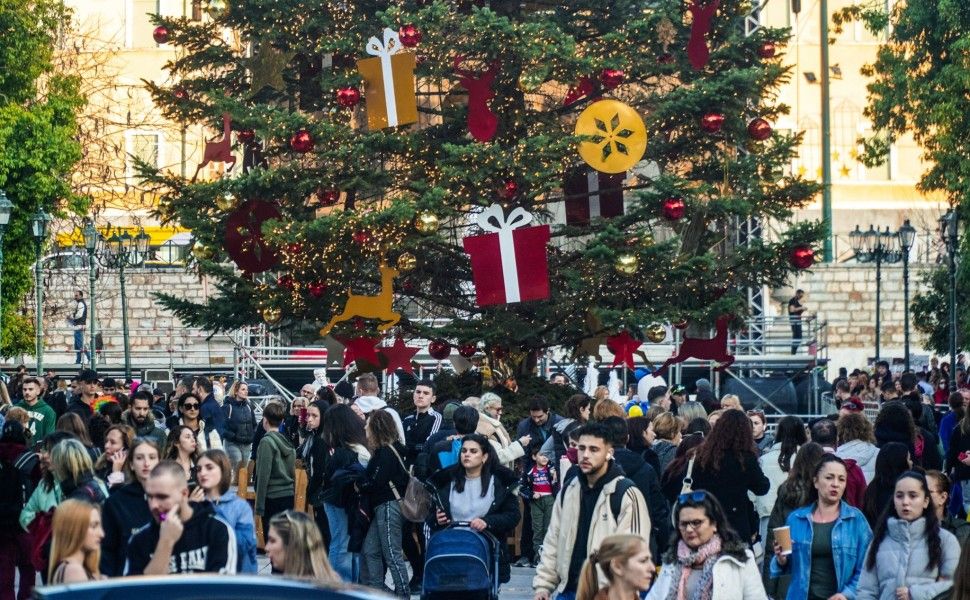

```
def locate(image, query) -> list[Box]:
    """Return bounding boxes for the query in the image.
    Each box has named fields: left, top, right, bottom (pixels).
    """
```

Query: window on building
left=127, top=0, right=160, bottom=48
left=126, top=132, right=161, bottom=183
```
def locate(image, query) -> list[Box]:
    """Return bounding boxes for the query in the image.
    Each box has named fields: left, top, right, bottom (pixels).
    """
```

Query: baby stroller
left=422, top=522, right=500, bottom=600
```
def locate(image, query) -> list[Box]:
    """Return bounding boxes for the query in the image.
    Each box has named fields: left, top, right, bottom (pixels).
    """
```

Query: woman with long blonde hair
left=265, top=510, right=340, bottom=583
left=577, top=534, right=655, bottom=600
left=48, top=499, right=104, bottom=583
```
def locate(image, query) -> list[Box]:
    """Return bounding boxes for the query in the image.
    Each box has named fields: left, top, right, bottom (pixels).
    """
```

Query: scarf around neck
left=667, top=534, right=722, bottom=600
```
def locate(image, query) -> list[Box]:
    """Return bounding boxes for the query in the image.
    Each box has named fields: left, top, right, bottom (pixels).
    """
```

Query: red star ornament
left=379, top=337, right=420, bottom=374
left=338, top=335, right=381, bottom=368
left=607, top=331, right=642, bottom=369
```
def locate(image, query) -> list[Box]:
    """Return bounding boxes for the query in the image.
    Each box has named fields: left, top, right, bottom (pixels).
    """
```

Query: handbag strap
left=387, top=444, right=411, bottom=475
left=680, top=456, right=697, bottom=494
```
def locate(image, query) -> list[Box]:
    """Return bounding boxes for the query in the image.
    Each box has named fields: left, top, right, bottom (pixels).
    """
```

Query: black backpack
left=0, top=452, right=35, bottom=524
left=558, top=473, right=634, bottom=522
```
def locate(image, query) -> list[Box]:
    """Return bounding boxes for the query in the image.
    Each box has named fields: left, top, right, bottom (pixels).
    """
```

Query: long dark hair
left=875, top=401, right=916, bottom=445
left=320, top=404, right=366, bottom=449
left=776, top=442, right=825, bottom=509
left=863, top=442, right=911, bottom=523
left=665, top=491, right=746, bottom=562
left=807, top=453, right=848, bottom=504
left=774, top=415, right=807, bottom=473
left=452, top=434, right=497, bottom=497
left=867, top=471, right=943, bottom=571
left=661, top=432, right=705, bottom=488
left=625, top=416, right=650, bottom=453
left=694, top=409, right=757, bottom=472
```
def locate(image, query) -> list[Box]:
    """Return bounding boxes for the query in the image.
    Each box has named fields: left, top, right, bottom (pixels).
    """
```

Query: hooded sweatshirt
left=124, top=500, right=236, bottom=575
left=354, top=395, right=405, bottom=442
left=254, top=430, right=295, bottom=514
left=100, top=481, right=152, bottom=576
left=121, top=409, right=167, bottom=449
left=14, top=398, right=56, bottom=441
left=835, top=440, right=880, bottom=483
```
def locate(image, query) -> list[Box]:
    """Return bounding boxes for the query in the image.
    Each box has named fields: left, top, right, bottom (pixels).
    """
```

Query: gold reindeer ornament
left=319, top=264, right=401, bottom=336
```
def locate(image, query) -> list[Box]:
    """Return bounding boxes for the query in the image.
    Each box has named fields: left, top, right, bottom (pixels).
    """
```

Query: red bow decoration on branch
left=687, top=0, right=720, bottom=70
left=453, top=56, right=500, bottom=142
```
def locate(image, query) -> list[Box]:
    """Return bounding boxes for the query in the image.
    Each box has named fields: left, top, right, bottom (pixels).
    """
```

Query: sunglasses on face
left=677, top=490, right=707, bottom=504
left=182, top=403, right=200, bottom=410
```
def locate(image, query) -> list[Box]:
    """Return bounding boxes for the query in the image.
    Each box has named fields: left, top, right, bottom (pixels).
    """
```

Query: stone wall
left=773, top=263, right=935, bottom=374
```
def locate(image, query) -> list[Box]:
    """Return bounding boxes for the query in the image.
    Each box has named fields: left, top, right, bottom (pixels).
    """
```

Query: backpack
left=0, top=451, right=33, bottom=524
left=842, top=458, right=867, bottom=509
left=559, top=472, right=634, bottom=522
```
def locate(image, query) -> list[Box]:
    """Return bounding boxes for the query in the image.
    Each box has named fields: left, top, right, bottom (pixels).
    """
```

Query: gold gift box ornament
left=357, top=28, right=418, bottom=130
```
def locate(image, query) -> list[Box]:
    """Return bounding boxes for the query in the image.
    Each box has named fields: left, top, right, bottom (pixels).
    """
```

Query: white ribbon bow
left=476, top=204, right=534, bottom=303
left=365, top=28, right=403, bottom=127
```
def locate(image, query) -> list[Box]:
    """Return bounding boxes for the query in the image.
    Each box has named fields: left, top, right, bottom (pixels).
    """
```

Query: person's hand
left=110, top=449, right=127, bottom=472
left=519, top=434, right=532, bottom=447
left=436, top=510, right=450, bottom=526
left=533, top=590, right=551, bottom=600
left=895, top=587, right=910, bottom=600
left=960, top=452, right=970, bottom=466
left=774, top=543, right=787, bottom=566
left=828, top=594, right=848, bottom=600
left=189, top=486, right=205, bottom=502
left=469, top=518, right=487, bottom=531
left=158, top=506, right=183, bottom=545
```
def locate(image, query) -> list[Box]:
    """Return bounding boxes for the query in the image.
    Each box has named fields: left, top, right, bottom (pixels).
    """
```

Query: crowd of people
left=4, top=364, right=970, bottom=600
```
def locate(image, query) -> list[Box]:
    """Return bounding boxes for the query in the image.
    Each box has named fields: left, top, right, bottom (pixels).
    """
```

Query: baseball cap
left=670, top=384, right=686, bottom=396
left=841, top=397, right=865, bottom=413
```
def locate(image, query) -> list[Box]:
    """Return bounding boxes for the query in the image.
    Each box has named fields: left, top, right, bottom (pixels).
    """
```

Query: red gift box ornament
left=462, top=204, right=551, bottom=307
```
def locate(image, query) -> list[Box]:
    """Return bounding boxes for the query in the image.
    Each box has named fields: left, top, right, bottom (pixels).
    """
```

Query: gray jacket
left=856, top=517, right=960, bottom=600
left=835, top=440, right=879, bottom=483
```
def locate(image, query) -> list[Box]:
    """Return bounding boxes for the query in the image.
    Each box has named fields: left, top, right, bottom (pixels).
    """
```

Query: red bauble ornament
left=290, top=129, right=314, bottom=153
left=428, top=340, right=452, bottom=361
left=662, top=197, right=686, bottom=220
left=277, top=275, right=295, bottom=290
left=673, top=318, right=689, bottom=330
left=600, top=68, right=625, bottom=90
left=398, top=24, right=422, bottom=48
left=173, top=87, right=189, bottom=101
left=657, top=52, right=675, bottom=65
left=152, top=26, right=170, bottom=44
left=308, top=281, right=327, bottom=298
left=700, top=112, right=725, bottom=133
left=790, top=245, right=815, bottom=269
left=500, top=179, right=518, bottom=199
left=352, top=230, right=371, bottom=246
left=458, top=343, right=478, bottom=358
left=317, top=189, right=340, bottom=207
left=758, top=41, right=777, bottom=59
left=237, top=129, right=256, bottom=144
left=335, top=86, right=361, bottom=108
left=747, top=117, right=773, bottom=141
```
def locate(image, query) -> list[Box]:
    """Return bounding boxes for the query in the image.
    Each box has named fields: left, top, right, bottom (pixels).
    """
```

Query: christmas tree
left=145, top=0, right=823, bottom=371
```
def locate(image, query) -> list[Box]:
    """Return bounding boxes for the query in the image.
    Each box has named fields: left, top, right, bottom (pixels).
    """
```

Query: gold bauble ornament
left=415, top=212, right=440, bottom=234
left=216, top=192, right=237, bottom=211
left=615, top=253, right=638, bottom=275
left=396, top=252, right=417, bottom=271
left=645, top=323, right=666, bottom=343
left=261, top=307, right=283, bottom=325
left=192, top=243, right=214, bottom=260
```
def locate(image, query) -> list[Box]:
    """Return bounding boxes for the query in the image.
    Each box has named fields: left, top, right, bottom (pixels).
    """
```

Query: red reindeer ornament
left=657, top=316, right=734, bottom=374
left=193, top=113, right=236, bottom=181
left=453, top=56, right=499, bottom=142
left=687, top=0, right=720, bottom=70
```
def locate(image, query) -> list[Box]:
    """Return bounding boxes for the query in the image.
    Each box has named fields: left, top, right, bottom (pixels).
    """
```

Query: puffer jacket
left=532, top=462, right=651, bottom=596
left=755, top=442, right=794, bottom=519
left=647, top=543, right=767, bottom=600
left=836, top=440, right=879, bottom=483
left=652, top=439, right=678, bottom=475
left=855, top=517, right=960, bottom=600
left=210, top=490, right=258, bottom=573
left=770, top=502, right=872, bottom=600
left=222, top=397, right=257, bottom=445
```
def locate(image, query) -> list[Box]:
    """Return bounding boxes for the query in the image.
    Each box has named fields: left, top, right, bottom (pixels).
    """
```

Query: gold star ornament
left=249, top=44, right=294, bottom=96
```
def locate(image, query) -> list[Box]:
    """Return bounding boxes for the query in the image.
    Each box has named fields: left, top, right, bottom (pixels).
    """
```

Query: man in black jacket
left=125, top=461, right=236, bottom=575
left=601, top=416, right=670, bottom=556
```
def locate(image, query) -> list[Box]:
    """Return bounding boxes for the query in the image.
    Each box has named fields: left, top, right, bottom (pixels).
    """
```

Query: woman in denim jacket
left=771, top=454, right=872, bottom=600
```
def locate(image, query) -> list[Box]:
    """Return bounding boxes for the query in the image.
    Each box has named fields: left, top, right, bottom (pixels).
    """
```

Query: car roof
left=33, top=574, right=389, bottom=600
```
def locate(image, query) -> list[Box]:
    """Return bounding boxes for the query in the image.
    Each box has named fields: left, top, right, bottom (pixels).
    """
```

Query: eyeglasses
left=182, top=403, right=200, bottom=410
left=677, top=490, right=707, bottom=504
left=678, top=519, right=708, bottom=531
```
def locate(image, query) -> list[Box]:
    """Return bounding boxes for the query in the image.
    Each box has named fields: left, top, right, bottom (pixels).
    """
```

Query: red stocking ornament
left=453, top=56, right=499, bottom=142
left=687, top=0, right=720, bottom=70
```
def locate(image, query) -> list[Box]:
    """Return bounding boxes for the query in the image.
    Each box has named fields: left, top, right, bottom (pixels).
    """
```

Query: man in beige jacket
left=533, top=422, right=651, bottom=600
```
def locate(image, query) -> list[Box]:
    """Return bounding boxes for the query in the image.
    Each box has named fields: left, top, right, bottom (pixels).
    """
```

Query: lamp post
left=102, top=227, right=148, bottom=382
left=849, top=224, right=902, bottom=363
left=0, top=192, right=13, bottom=354
left=898, top=220, right=917, bottom=372
left=82, top=221, right=99, bottom=370
left=940, top=210, right=960, bottom=392
left=30, top=209, right=51, bottom=376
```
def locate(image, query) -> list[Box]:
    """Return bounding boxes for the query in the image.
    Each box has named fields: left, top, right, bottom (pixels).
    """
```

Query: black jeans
left=263, top=495, right=295, bottom=526
left=790, top=319, right=802, bottom=355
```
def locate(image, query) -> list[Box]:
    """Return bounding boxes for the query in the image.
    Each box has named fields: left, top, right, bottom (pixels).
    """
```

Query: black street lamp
left=100, top=227, right=149, bottom=382
left=850, top=224, right=902, bottom=363
left=82, top=221, right=100, bottom=370
left=940, top=210, right=960, bottom=392
left=0, top=192, right=13, bottom=354
left=899, top=220, right=917, bottom=372
left=30, top=209, right=51, bottom=376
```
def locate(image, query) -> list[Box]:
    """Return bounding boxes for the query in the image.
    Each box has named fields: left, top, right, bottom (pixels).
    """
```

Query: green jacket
left=15, top=399, right=56, bottom=441
left=254, top=430, right=295, bottom=514
left=20, top=480, right=61, bottom=530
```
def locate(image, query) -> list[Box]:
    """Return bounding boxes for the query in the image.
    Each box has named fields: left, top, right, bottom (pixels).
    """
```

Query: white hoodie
left=354, top=395, right=405, bottom=442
